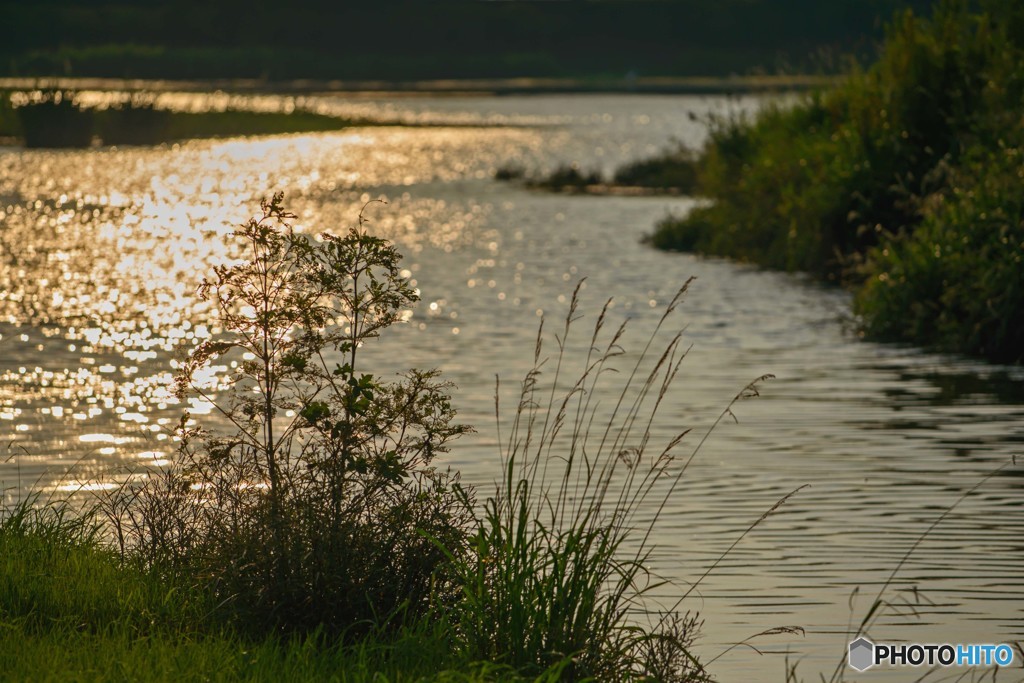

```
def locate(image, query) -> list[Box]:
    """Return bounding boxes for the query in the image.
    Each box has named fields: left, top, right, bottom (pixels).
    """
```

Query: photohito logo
left=848, top=637, right=1015, bottom=671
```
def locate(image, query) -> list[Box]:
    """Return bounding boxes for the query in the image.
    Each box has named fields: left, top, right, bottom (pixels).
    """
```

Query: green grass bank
left=650, top=0, right=1024, bottom=363
left=0, top=497, right=522, bottom=683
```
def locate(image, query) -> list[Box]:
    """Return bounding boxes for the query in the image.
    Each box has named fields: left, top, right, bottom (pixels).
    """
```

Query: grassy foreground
left=0, top=498, right=527, bottom=683
left=1, top=199, right=722, bottom=682
left=650, top=0, right=1024, bottom=363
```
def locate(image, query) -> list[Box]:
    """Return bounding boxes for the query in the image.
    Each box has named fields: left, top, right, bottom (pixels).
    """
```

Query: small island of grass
left=496, top=146, right=700, bottom=196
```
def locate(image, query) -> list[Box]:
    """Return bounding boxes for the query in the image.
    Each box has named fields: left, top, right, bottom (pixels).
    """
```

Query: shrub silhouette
left=108, top=194, right=472, bottom=636
left=97, top=196, right=729, bottom=679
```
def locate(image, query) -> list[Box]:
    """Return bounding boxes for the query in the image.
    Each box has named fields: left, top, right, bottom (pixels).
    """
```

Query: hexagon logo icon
left=849, top=637, right=875, bottom=671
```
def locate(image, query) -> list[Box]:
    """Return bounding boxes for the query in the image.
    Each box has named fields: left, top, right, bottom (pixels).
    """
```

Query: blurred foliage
left=527, top=163, right=603, bottom=192
left=15, top=91, right=94, bottom=148
left=95, top=96, right=171, bottom=145
left=856, top=145, right=1024, bottom=362
left=652, top=0, right=1024, bottom=362
left=0, top=0, right=930, bottom=80
left=613, top=144, right=700, bottom=191
left=0, top=91, right=19, bottom=138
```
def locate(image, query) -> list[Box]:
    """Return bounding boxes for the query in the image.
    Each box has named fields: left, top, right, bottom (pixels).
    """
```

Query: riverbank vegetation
left=0, top=495, right=499, bottom=682
left=650, top=0, right=1024, bottom=363
left=0, top=92, right=356, bottom=147
left=1, top=196, right=750, bottom=681
left=612, top=146, right=700, bottom=192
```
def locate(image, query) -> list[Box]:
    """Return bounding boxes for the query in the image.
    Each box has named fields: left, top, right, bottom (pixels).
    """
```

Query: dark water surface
left=1, top=93, right=1022, bottom=681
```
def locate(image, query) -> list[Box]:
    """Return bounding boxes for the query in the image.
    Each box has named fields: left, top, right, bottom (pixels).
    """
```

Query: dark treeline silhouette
left=1, top=0, right=934, bottom=81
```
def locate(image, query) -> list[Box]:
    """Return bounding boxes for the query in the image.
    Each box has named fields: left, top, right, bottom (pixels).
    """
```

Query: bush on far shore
left=650, top=0, right=1024, bottom=363
left=613, top=144, right=699, bottom=192
left=494, top=147, right=699, bottom=195
left=856, top=145, right=1024, bottom=363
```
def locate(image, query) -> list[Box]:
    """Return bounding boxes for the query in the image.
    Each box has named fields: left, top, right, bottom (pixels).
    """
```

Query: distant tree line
left=0, top=0, right=934, bottom=80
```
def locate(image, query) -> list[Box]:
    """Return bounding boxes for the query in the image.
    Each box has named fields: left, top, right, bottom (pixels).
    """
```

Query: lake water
left=1, top=93, right=1022, bottom=681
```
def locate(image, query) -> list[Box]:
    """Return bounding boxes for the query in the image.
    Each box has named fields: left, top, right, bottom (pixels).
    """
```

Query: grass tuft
left=447, top=279, right=720, bottom=681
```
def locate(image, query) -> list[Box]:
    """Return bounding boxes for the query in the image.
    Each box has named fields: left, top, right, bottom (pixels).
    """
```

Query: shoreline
left=0, top=74, right=835, bottom=97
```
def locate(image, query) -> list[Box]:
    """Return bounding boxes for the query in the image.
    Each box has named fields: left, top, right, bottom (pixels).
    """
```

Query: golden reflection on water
left=0, top=116, right=543, bottom=489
